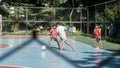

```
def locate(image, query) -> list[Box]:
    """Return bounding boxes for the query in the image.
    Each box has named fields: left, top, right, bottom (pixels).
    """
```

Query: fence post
left=0, top=14, right=2, bottom=36
left=53, top=7, right=56, bottom=23
left=25, top=7, right=28, bottom=35
left=80, top=7, right=83, bottom=32
left=87, top=6, right=89, bottom=35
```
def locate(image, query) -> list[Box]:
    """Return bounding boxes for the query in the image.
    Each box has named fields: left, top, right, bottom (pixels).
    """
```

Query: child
left=56, top=22, right=75, bottom=51
left=94, top=24, right=103, bottom=48
left=48, top=25, right=60, bottom=49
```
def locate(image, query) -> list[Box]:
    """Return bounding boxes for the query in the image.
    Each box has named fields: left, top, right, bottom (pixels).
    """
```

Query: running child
left=94, top=24, right=103, bottom=48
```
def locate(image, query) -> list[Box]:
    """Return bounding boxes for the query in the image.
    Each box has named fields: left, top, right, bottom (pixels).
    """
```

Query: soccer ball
left=42, top=45, right=46, bottom=51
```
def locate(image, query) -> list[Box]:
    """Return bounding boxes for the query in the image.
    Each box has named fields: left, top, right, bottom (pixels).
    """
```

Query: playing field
left=0, top=36, right=120, bottom=68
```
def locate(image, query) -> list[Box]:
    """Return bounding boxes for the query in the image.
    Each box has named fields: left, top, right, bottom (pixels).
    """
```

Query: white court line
left=9, top=44, right=13, bottom=48
left=0, top=65, right=31, bottom=68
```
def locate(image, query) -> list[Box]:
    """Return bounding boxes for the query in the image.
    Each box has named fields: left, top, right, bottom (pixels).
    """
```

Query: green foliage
left=95, top=8, right=115, bottom=22
left=54, top=0, right=67, bottom=7
left=104, top=8, right=114, bottom=21
left=76, top=7, right=81, bottom=13
left=40, top=8, right=54, bottom=13
left=96, top=13, right=104, bottom=21
left=7, top=1, right=36, bottom=6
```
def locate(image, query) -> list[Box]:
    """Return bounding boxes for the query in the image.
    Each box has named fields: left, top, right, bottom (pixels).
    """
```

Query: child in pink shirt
left=49, top=25, right=60, bottom=49
left=50, top=27, right=58, bottom=39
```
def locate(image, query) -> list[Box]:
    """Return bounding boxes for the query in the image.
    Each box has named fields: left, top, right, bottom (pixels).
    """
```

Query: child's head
left=56, top=22, right=61, bottom=26
left=53, top=26, right=56, bottom=29
left=95, top=24, right=99, bottom=29
left=50, top=24, right=56, bottom=29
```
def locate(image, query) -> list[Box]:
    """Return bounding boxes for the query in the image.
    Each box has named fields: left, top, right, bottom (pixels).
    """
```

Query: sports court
left=0, top=36, right=120, bottom=68
left=0, top=0, right=120, bottom=68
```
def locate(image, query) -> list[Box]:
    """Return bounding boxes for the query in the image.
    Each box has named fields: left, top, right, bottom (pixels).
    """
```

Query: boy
left=56, top=22, right=75, bottom=51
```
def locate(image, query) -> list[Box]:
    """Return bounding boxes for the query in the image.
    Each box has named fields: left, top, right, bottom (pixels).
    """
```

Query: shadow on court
left=98, top=50, right=120, bottom=68
left=0, top=31, right=120, bottom=68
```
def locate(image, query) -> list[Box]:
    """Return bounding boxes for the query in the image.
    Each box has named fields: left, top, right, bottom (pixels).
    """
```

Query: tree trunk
left=69, top=9, right=74, bottom=26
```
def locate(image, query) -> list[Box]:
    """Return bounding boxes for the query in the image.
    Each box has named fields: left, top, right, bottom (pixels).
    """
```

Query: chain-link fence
left=0, top=0, right=120, bottom=43
left=87, top=0, right=120, bottom=43
left=0, top=6, right=84, bottom=33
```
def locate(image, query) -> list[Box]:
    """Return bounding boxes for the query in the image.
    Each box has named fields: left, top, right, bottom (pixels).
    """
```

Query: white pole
left=25, top=7, right=28, bottom=35
left=0, top=14, right=2, bottom=36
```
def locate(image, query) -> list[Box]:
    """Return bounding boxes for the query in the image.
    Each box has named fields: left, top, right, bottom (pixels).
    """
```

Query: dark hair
left=56, top=22, right=61, bottom=25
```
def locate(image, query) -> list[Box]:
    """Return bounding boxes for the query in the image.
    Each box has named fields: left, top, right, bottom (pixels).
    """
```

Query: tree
left=104, top=8, right=114, bottom=22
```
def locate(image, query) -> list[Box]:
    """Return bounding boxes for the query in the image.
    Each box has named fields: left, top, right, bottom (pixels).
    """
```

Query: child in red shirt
left=48, top=25, right=60, bottom=49
left=50, top=27, right=58, bottom=39
left=94, top=25, right=103, bottom=48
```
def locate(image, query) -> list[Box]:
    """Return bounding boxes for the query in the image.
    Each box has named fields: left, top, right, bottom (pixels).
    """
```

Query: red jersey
left=50, top=29, right=58, bottom=39
left=94, top=28, right=101, bottom=39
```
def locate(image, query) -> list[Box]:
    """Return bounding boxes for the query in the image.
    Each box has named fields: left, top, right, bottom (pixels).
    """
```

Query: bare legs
left=49, top=38, right=60, bottom=49
left=96, top=41, right=103, bottom=48
left=59, top=40, right=75, bottom=51
left=64, top=40, right=75, bottom=51
left=49, top=38, right=75, bottom=51
left=48, top=38, right=52, bottom=48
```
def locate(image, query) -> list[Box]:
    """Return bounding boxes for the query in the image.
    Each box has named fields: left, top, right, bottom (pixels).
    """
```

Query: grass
left=68, top=36, right=120, bottom=53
